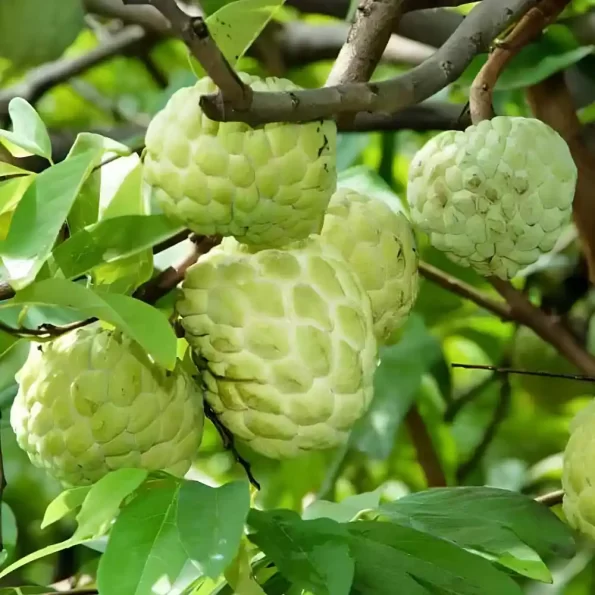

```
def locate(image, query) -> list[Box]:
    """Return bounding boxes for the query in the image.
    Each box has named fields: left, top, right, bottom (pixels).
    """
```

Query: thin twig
left=457, top=372, right=512, bottom=482
left=469, top=0, right=571, bottom=123
left=452, top=363, right=595, bottom=382
left=203, top=400, right=261, bottom=490
left=419, top=261, right=511, bottom=320
left=405, top=404, right=447, bottom=487
left=198, top=0, right=538, bottom=125
left=535, top=489, right=564, bottom=507
left=122, top=0, right=251, bottom=109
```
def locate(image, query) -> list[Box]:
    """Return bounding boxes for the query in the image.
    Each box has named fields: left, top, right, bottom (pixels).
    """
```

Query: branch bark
left=198, top=0, right=538, bottom=125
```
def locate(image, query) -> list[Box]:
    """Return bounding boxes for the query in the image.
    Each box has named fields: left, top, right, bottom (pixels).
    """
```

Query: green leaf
left=97, top=480, right=199, bottom=595
left=0, top=150, right=98, bottom=289
left=51, top=214, right=182, bottom=280
left=346, top=521, right=523, bottom=595
left=9, top=278, right=178, bottom=369
left=349, top=314, right=442, bottom=458
left=0, top=175, right=34, bottom=219
left=74, top=468, right=148, bottom=539
left=379, top=487, right=576, bottom=580
left=0, top=588, right=57, bottom=594
left=336, top=134, right=372, bottom=172
left=303, top=488, right=383, bottom=523
left=41, top=486, right=91, bottom=530
left=0, top=163, right=30, bottom=178
left=248, top=509, right=354, bottom=595
left=177, top=479, right=251, bottom=579
left=0, top=98, right=52, bottom=161
left=191, top=0, right=285, bottom=75
left=2, top=503, right=17, bottom=564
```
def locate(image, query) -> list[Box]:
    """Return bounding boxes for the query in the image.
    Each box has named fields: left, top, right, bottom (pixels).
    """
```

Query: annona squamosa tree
left=407, top=116, right=577, bottom=279
left=0, top=0, right=84, bottom=67
left=511, top=325, right=595, bottom=409
left=10, top=323, right=205, bottom=486
left=319, top=186, right=419, bottom=344
left=143, top=72, right=337, bottom=248
left=562, top=399, right=595, bottom=541
left=176, top=236, right=378, bottom=459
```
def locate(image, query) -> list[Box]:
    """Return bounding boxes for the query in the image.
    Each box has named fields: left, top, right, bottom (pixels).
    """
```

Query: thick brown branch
left=84, top=0, right=171, bottom=33
left=0, top=26, right=148, bottom=116
left=470, top=0, right=571, bottom=123
left=198, top=0, right=538, bottom=125
left=419, top=261, right=511, bottom=320
left=122, top=0, right=251, bottom=108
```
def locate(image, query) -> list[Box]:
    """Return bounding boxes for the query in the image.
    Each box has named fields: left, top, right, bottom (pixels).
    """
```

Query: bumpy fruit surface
left=320, top=187, right=419, bottom=343
left=0, top=0, right=84, bottom=67
left=10, top=324, right=204, bottom=486
left=177, top=237, right=378, bottom=459
left=512, top=326, right=595, bottom=409
left=562, top=400, right=595, bottom=540
left=407, top=117, right=577, bottom=279
left=143, top=73, right=337, bottom=248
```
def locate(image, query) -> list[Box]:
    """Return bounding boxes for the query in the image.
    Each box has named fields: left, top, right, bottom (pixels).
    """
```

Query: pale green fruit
left=562, top=400, right=595, bottom=540
left=320, top=187, right=419, bottom=343
left=407, top=117, right=577, bottom=279
left=177, top=237, right=378, bottom=459
left=10, top=324, right=205, bottom=486
left=0, top=0, right=84, bottom=67
left=143, top=72, right=337, bottom=248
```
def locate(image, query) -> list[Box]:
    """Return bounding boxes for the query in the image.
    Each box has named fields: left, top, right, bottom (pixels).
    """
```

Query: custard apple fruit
left=562, top=400, right=595, bottom=540
left=407, top=117, right=577, bottom=279
left=0, top=0, right=84, bottom=67
left=176, top=237, right=378, bottom=459
left=143, top=72, right=337, bottom=248
left=320, top=186, right=419, bottom=343
left=10, top=324, right=205, bottom=486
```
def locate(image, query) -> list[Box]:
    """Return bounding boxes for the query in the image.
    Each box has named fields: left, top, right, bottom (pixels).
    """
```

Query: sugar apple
left=10, top=324, right=205, bottom=486
left=407, top=117, right=577, bottom=279
left=0, top=0, right=84, bottom=67
left=562, top=400, right=595, bottom=540
left=176, top=236, right=378, bottom=459
left=319, top=186, right=419, bottom=343
left=143, top=72, right=337, bottom=248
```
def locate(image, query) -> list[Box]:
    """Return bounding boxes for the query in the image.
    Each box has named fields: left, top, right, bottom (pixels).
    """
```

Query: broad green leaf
left=0, top=98, right=52, bottom=161
left=51, top=214, right=182, bottom=280
left=66, top=132, right=132, bottom=234
left=9, top=278, right=178, bottom=369
left=74, top=468, right=149, bottom=539
left=0, top=536, right=90, bottom=579
left=0, top=588, right=56, bottom=594
left=177, top=480, right=251, bottom=579
left=201, top=0, right=236, bottom=14
left=0, top=175, right=34, bottom=216
left=478, top=544, right=553, bottom=584
left=349, top=314, right=442, bottom=458
left=0, top=150, right=98, bottom=289
left=336, top=134, right=372, bottom=172
left=379, top=487, right=576, bottom=577
left=97, top=480, right=199, bottom=595
left=2, top=503, right=17, bottom=563
left=191, top=0, right=285, bottom=75
left=224, top=539, right=267, bottom=595
left=346, top=521, right=523, bottom=595
left=41, top=486, right=91, bottom=530
left=248, top=509, right=354, bottom=595
left=303, top=488, right=383, bottom=522
left=0, top=163, right=30, bottom=178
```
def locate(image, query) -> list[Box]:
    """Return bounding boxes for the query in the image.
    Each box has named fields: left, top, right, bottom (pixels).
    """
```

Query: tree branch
left=535, top=489, right=564, bottom=507
left=0, top=26, right=149, bottom=116
left=198, top=0, right=538, bottom=125
left=84, top=0, right=171, bottom=33
left=469, top=0, right=570, bottom=123
left=122, top=0, right=251, bottom=108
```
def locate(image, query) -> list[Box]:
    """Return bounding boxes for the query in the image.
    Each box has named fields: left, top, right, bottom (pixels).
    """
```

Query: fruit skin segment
left=177, top=237, right=378, bottom=459
left=143, top=72, right=337, bottom=248
left=10, top=324, right=205, bottom=487
left=320, top=187, right=419, bottom=344
left=562, top=400, right=595, bottom=541
left=407, top=116, right=577, bottom=279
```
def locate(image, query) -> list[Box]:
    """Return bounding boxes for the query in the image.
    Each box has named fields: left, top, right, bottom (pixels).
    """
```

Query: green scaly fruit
left=177, top=236, right=378, bottom=459
left=0, top=0, right=84, bottom=67
left=407, top=117, right=577, bottom=279
left=319, top=187, right=419, bottom=344
left=143, top=72, right=337, bottom=248
left=10, top=323, right=205, bottom=486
